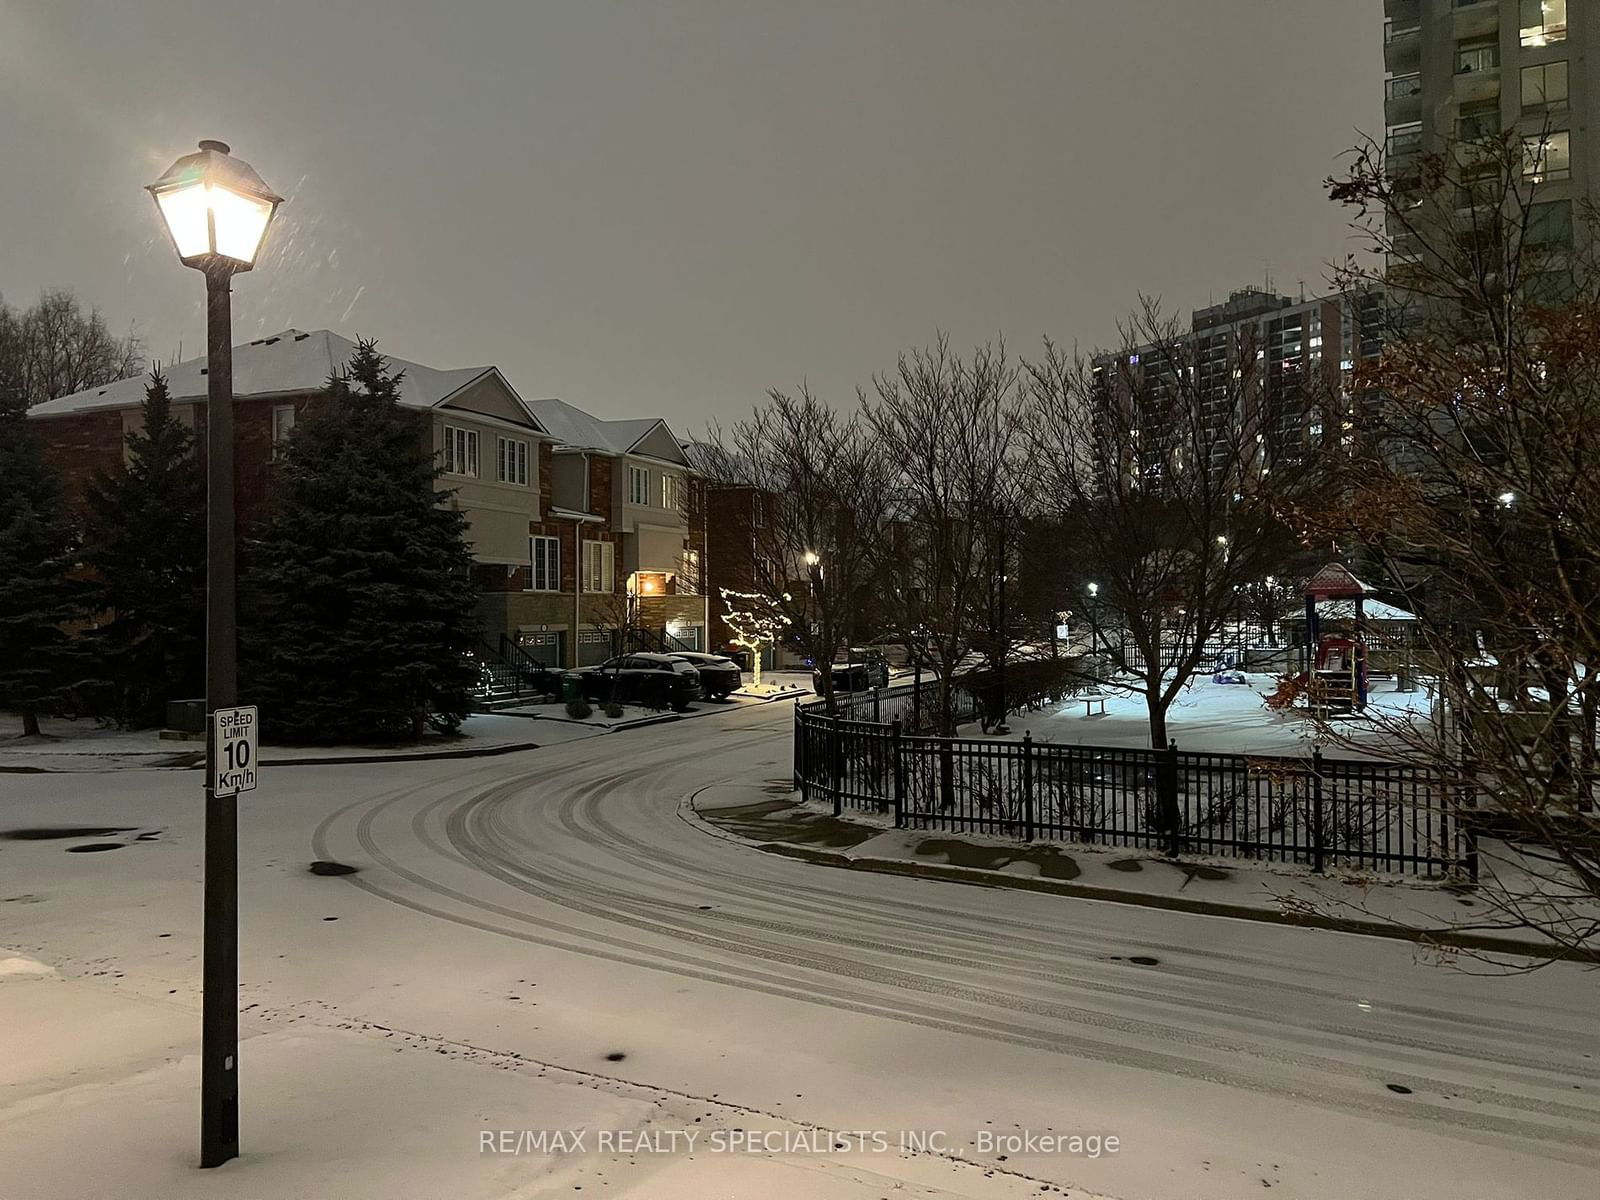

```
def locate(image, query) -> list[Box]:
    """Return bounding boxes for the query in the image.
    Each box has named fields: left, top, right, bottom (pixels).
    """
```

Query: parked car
left=813, top=647, right=890, bottom=693
left=566, top=654, right=702, bottom=710
left=666, top=651, right=743, bottom=699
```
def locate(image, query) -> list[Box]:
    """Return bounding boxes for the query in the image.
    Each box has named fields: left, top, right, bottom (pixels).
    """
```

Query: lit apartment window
left=660, top=473, right=684, bottom=512
left=1523, top=130, right=1571, bottom=183
left=528, top=536, right=560, bottom=592
left=270, top=404, right=295, bottom=460
left=582, top=540, right=615, bottom=592
left=628, top=465, right=649, bottom=505
left=1520, top=0, right=1567, bottom=47
left=443, top=425, right=478, bottom=476
left=1456, top=42, right=1499, bottom=75
left=496, top=436, right=529, bottom=485
left=1521, top=60, right=1568, bottom=111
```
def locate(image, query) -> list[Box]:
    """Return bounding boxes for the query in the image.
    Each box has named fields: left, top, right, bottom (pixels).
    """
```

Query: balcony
left=1384, top=22, right=1421, bottom=73
left=1451, top=0, right=1500, bottom=41
left=1385, top=0, right=1420, bottom=23
left=1385, top=123, right=1423, bottom=173
left=1385, top=73, right=1423, bottom=124
left=1453, top=45, right=1502, bottom=104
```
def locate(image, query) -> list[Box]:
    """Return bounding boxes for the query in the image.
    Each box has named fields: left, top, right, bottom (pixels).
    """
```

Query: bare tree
left=864, top=335, right=1027, bottom=733
left=705, top=386, right=890, bottom=714
left=0, top=289, right=142, bottom=408
left=1023, top=304, right=1318, bottom=754
left=1294, top=133, right=1600, bottom=962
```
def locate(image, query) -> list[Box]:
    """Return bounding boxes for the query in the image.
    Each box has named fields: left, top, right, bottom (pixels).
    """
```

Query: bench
left=1081, top=692, right=1106, bottom=717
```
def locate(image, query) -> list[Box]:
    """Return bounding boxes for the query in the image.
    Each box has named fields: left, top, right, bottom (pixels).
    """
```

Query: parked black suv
left=813, top=648, right=890, bottom=693
left=666, top=652, right=743, bottom=699
left=567, top=654, right=702, bottom=710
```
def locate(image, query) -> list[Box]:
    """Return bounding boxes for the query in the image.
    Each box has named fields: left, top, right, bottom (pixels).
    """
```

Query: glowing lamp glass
left=148, top=141, right=282, bottom=270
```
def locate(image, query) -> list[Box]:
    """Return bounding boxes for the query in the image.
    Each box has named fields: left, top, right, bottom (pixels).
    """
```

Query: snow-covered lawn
left=963, top=675, right=1436, bottom=759
left=0, top=710, right=566, bottom=773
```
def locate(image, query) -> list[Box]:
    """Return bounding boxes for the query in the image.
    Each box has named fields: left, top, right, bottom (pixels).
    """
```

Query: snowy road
left=2, top=699, right=1597, bottom=1199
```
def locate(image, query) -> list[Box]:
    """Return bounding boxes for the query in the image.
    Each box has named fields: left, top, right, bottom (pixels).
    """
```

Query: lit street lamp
left=148, top=139, right=283, bottom=1170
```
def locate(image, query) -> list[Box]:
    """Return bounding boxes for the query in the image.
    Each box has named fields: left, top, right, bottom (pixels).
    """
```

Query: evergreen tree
left=242, top=340, right=479, bottom=742
left=80, top=368, right=206, bottom=726
left=0, top=392, right=84, bottom=736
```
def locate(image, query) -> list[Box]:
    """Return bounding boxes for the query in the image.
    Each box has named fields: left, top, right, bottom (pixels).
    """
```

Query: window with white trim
left=443, top=425, right=479, bottom=476
left=497, top=436, right=529, bottom=485
left=528, top=536, right=560, bottom=592
left=628, top=465, right=649, bottom=505
left=660, top=473, right=684, bottom=512
left=582, top=540, right=615, bottom=593
left=270, top=404, right=296, bottom=460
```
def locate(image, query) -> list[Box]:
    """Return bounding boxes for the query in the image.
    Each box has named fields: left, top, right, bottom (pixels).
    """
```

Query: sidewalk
left=683, top=784, right=1595, bottom=963
left=0, top=953, right=1068, bottom=1200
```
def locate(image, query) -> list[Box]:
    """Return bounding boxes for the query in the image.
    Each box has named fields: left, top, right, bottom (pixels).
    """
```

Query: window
left=528, top=536, right=560, bottom=591
left=1522, top=60, right=1568, bottom=110
left=497, top=437, right=529, bottom=485
left=1523, top=130, right=1571, bottom=182
left=628, top=465, right=649, bottom=505
left=582, top=540, right=615, bottom=593
left=678, top=548, right=701, bottom=594
left=660, top=473, right=684, bottom=512
left=443, top=425, right=478, bottom=476
left=270, top=404, right=295, bottom=460
left=1526, top=198, right=1574, bottom=247
left=1520, top=0, right=1567, bottom=47
left=1456, top=42, right=1499, bottom=74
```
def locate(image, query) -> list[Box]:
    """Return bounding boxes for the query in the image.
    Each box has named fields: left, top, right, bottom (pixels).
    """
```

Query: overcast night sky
left=1, top=1, right=1381, bottom=432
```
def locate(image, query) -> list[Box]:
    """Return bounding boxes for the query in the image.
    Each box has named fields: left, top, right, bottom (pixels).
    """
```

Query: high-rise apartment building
left=1385, top=1, right=1583, bottom=204
left=1090, top=287, right=1384, bottom=492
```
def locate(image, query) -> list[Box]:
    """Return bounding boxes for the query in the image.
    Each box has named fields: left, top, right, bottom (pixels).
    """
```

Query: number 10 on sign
left=212, top=705, right=259, bottom=797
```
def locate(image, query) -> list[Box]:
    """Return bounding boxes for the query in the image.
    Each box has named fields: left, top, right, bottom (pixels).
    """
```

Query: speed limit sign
left=212, top=705, right=259, bottom=797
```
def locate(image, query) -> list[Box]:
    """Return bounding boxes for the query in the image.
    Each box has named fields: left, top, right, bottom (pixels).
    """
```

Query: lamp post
left=147, top=140, right=283, bottom=1170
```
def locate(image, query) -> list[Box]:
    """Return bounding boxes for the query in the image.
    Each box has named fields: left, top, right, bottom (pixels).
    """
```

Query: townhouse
left=28, top=328, right=706, bottom=671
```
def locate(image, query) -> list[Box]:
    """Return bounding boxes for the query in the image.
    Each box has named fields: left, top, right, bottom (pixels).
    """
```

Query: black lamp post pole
left=200, top=261, right=240, bottom=1169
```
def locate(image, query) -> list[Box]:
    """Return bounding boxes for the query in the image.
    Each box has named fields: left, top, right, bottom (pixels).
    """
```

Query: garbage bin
left=561, top=674, right=582, bottom=702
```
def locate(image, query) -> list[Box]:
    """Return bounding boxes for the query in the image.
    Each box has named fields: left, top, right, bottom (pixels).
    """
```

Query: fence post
left=891, top=718, right=905, bottom=829
left=939, top=735, right=955, bottom=814
left=1021, top=732, right=1035, bottom=843
left=831, top=714, right=844, bottom=818
left=794, top=705, right=804, bottom=796
left=873, top=686, right=881, bottom=723
left=1310, top=747, right=1325, bottom=874
left=1163, top=738, right=1181, bottom=857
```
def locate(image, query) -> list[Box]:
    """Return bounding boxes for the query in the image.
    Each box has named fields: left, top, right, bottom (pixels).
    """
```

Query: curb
left=264, top=739, right=543, bottom=767
left=680, top=795, right=1593, bottom=965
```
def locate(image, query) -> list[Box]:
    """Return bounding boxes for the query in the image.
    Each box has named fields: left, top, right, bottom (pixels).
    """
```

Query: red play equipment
left=1271, top=563, right=1372, bottom=714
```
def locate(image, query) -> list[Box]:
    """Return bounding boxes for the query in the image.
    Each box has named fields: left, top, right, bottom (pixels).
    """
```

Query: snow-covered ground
left=0, top=711, right=585, bottom=773
left=964, top=675, right=1435, bottom=758
left=2, top=701, right=1595, bottom=1199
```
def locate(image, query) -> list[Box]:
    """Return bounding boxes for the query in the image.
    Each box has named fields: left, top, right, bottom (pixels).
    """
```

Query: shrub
left=602, top=702, right=624, bottom=718
left=565, top=698, right=592, bottom=719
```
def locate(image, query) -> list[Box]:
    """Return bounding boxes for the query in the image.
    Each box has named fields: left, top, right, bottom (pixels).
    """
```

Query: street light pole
left=200, top=262, right=239, bottom=1168
left=147, top=140, right=283, bottom=1170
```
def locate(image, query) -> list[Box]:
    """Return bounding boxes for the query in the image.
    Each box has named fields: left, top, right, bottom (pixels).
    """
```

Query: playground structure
left=1267, top=563, right=1397, bottom=716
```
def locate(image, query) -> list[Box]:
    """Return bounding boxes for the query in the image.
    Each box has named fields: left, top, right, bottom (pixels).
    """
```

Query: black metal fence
left=794, top=696, right=1475, bottom=879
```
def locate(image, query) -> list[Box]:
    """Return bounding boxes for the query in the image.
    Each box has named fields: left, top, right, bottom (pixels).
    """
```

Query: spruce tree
left=81, top=368, right=206, bottom=726
left=242, top=340, right=479, bottom=742
left=0, top=392, right=84, bottom=736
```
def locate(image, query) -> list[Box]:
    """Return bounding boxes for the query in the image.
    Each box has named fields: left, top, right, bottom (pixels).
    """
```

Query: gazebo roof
left=1301, top=562, right=1374, bottom=601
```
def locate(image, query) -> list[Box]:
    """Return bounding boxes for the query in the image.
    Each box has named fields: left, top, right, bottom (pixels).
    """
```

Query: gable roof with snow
left=529, top=397, right=690, bottom=466
left=26, top=329, right=548, bottom=434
